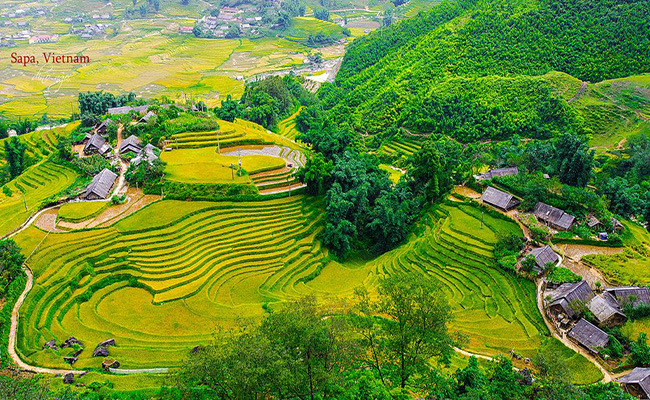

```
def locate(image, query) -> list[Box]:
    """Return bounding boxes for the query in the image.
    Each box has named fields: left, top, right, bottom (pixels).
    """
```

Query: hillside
left=320, top=0, right=650, bottom=138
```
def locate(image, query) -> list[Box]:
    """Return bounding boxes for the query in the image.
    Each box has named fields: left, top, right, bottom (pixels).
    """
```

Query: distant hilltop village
left=188, top=6, right=266, bottom=39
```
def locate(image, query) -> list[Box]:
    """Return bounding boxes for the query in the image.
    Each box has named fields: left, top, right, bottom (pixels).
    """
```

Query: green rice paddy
left=13, top=197, right=598, bottom=376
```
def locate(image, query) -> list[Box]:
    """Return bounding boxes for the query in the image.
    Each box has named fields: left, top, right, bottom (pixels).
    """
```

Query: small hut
left=587, top=293, right=626, bottom=326
left=84, top=169, right=118, bottom=200
left=529, top=245, right=560, bottom=274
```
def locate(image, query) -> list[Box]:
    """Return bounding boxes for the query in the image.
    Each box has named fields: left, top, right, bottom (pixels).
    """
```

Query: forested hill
left=320, top=0, right=650, bottom=139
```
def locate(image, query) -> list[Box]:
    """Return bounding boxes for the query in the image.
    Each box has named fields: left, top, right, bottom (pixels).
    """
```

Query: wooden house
left=84, top=168, right=117, bottom=200
left=619, top=368, right=650, bottom=399
left=568, top=318, right=609, bottom=353
left=481, top=186, right=520, bottom=211
left=547, top=281, right=593, bottom=319
left=534, top=202, right=576, bottom=231
left=529, top=245, right=560, bottom=275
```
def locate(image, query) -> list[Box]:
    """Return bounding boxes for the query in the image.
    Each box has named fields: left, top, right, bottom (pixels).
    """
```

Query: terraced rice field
left=0, top=123, right=77, bottom=168
left=379, top=136, right=424, bottom=158
left=276, top=108, right=302, bottom=140
left=13, top=197, right=584, bottom=372
left=166, top=118, right=272, bottom=150
left=0, top=161, right=77, bottom=237
left=14, top=196, right=328, bottom=368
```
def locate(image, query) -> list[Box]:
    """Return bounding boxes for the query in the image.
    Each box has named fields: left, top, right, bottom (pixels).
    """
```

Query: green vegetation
left=57, top=202, right=109, bottom=223
left=321, top=0, right=650, bottom=137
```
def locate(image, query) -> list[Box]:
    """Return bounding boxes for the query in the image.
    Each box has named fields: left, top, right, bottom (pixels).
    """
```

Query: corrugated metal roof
left=587, top=294, right=625, bottom=324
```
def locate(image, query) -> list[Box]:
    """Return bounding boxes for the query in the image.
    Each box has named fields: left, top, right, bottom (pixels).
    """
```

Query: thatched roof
left=84, top=168, right=117, bottom=200
left=530, top=245, right=560, bottom=273
left=568, top=318, right=609, bottom=352
left=587, top=294, right=625, bottom=325
left=475, top=167, right=518, bottom=181
left=548, top=281, right=593, bottom=318
left=534, top=202, right=575, bottom=230
left=481, top=186, right=520, bottom=210
left=605, top=287, right=650, bottom=308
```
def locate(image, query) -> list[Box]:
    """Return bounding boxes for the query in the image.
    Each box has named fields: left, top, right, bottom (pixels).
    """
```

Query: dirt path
left=536, top=280, right=613, bottom=382
left=568, top=81, right=588, bottom=104
left=8, top=266, right=86, bottom=375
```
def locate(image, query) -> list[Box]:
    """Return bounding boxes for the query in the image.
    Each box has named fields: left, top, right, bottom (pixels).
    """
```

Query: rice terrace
left=0, top=0, right=649, bottom=399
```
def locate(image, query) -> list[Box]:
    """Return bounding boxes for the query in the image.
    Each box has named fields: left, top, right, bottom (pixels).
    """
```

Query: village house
left=534, top=202, right=576, bottom=231
left=132, top=143, right=160, bottom=167
left=529, top=245, right=560, bottom=275
left=29, top=34, right=59, bottom=44
left=138, top=111, right=156, bottom=124
left=587, top=293, right=626, bottom=326
left=84, top=168, right=118, bottom=200
left=108, top=105, right=149, bottom=115
left=474, top=167, right=518, bottom=181
left=481, top=186, right=520, bottom=211
left=605, top=286, right=650, bottom=308
left=119, top=135, right=143, bottom=155
left=587, top=215, right=602, bottom=230
left=547, top=280, right=593, bottom=320
left=619, top=368, right=650, bottom=399
left=568, top=318, right=609, bottom=353
left=179, top=26, right=194, bottom=34
left=95, top=118, right=111, bottom=135
left=83, top=133, right=109, bottom=155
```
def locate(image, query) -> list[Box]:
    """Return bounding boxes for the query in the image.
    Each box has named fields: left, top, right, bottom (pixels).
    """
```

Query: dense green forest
left=320, top=0, right=650, bottom=137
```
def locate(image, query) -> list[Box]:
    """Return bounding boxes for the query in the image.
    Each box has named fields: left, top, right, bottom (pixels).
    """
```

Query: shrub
left=547, top=267, right=581, bottom=284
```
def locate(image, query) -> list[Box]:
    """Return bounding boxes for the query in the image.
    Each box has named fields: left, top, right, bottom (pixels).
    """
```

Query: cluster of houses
left=69, top=23, right=106, bottom=40
left=1, top=8, right=46, bottom=19
left=193, top=6, right=264, bottom=38
left=29, top=34, right=59, bottom=44
left=546, top=282, right=648, bottom=351
left=77, top=107, right=161, bottom=200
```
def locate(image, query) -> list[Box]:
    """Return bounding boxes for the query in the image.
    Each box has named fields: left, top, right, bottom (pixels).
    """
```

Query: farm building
left=132, top=144, right=160, bottom=166
left=587, top=293, right=626, bottom=326
left=119, top=135, right=143, bottom=155
left=534, top=202, right=576, bottom=231
left=108, top=105, right=148, bottom=115
left=529, top=245, right=560, bottom=274
left=605, top=287, right=650, bottom=308
left=568, top=318, right=609, bottom=353
left=547, top=281, right=593, bottom=319
left=474, top=167, right=518, bottom=181
left=139, top=111, right=156, bottom=124
left=619, top=368, right=650, bottom=399
left=481, top=186, right=520, bottom=211
left=84, top=168, right=118, bottom=200
left=179, top=26, right=194, bottom=34
left=95, top=118, right=111, bottom=134
left=83, top=133, right=112, bottom=157
left=587, top=215, right=602, bottom=229
left=611, top=217, right=624, bottom=232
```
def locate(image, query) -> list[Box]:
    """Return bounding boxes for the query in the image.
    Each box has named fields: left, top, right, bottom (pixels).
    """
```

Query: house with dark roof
left=481, top=186, right=520, bottom=211
left=529, top=245, right=560, bottom=274
left=131, top=143, right=160, bottom=166
left=95, top=118, right=111, bottom=134
left=534, top=202, right=576, bottom=231
left=587, top=293, right=626, bottom=326
left=619, top=368, right=650, bottom=399
left=119, top=135, right=143, bottom=155
left=84, top=169, right=118, bottom=200
left=83, top=133, right=106, bottom=155
left=605, top=287, right=650, bottom=308
left=548, top=281, right=593, bottom=319
left=474, top=167, right=518, bottom=181
left=108, top=105, right=148, bottom=115
left=568, top=318, right=609, bottom=353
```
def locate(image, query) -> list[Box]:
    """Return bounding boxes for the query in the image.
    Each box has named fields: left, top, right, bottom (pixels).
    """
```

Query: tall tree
left=4, top=137, right=27, bottom=179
